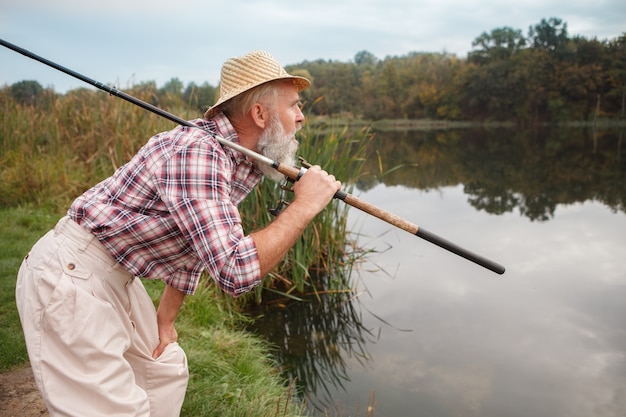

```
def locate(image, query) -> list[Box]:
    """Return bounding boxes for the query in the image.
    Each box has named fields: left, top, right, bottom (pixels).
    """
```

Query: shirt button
left=67, top=263, right=76, bottom=270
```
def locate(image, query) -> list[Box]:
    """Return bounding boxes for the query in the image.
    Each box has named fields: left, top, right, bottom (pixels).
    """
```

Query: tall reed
left=0, top=86, right=371, bottom=296
left=0, top=87, right=182, bottom=208
left=238, top=123, right=372, bottom=302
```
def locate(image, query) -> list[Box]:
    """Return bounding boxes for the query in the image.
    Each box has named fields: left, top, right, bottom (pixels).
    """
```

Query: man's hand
left=152, top=322, right=178, bottom=359
left=251, top=165, right=341, bottom=277
left=152, top=284, right=186, bottom=359
left=291, top=165, right=341, bottom=216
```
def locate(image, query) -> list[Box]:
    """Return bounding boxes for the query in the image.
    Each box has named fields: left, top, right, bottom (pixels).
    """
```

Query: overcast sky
left=1, top=0, right=624, bottom=93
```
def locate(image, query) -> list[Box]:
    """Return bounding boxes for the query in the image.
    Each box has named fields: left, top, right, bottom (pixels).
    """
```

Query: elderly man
left=16, top=50, right=341, bottom=417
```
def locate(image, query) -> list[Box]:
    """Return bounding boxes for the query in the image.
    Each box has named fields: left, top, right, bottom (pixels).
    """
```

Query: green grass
left=180, top=290, right=303, bottom=416
left=0, top=206, right=60, bottom=371
left=144, top=280, right=306, bottom=416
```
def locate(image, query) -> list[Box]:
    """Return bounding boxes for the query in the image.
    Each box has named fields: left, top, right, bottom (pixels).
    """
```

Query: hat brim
left=205, top=75, right=310, bottom=119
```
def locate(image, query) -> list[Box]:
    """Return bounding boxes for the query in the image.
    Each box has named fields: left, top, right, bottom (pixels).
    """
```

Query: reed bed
left=0, top=86, right=372, bottom=298
left=0, top=87, right=179, bottom=208
left=239, top=123, right=372, bottom=301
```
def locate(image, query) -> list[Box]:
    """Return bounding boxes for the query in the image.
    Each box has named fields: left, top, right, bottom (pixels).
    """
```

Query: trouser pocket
left=144, top=342, right=189, bottom=417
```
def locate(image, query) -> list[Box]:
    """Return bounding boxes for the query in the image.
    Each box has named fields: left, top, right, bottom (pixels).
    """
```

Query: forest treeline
left=6, top=17, right=626, bottom=124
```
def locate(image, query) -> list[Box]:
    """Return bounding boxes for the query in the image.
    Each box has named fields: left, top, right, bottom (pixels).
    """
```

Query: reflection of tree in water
left=357, top=127, right=626, bottom=221
left=245, top=271, right=375, bottom=412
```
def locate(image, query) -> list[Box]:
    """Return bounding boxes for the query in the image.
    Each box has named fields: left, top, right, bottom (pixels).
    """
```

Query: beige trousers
left=16, top=216, right=189, bottom=417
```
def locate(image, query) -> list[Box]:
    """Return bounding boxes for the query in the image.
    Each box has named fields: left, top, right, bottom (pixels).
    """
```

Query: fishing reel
left=268, top=157, right=313, bottom=216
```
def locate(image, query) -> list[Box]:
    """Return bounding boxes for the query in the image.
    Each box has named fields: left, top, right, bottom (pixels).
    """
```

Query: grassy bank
left=0, top=207, right=58, bottom=371
left=0, top=206, right=305, bottom=416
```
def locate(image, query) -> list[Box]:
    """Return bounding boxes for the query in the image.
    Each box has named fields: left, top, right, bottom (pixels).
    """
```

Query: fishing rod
left=0, top=38, right=505, bottom=275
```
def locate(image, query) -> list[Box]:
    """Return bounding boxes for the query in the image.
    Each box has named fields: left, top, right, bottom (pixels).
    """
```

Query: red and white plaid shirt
left=69, top=114, right=263, bottom=295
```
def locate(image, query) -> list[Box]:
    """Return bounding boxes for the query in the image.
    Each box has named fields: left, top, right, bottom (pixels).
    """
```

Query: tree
left=528, top=18, right=569, bottom=54
left=182, top=82, right=217, bottom=113
left=469, top=27, right=527, bottom=64
left=354, top=50, right=378, bottom=66
left=159, top=77, right=185, bottom=108
left=10, top=80, right=44, bottom=106
left=604, top=35, right=626, bottom=117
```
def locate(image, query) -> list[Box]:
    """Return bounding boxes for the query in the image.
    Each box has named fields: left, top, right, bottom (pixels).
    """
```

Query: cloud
left=2, top=0, right=624, bottom=92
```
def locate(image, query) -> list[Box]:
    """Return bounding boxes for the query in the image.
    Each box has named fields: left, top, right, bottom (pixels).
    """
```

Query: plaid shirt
left=69, top=114, right=263, bottom=295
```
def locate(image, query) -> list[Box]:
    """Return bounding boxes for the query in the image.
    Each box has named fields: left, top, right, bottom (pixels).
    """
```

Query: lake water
left=248, top=127, right=626, bottom=417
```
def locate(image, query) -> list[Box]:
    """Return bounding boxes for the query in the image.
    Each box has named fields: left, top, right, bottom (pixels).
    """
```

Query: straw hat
left=205, top=50, right=310, bottom=118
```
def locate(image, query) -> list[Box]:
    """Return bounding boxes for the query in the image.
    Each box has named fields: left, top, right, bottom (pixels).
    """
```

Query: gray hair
left=218, top=81, right=284, bottom=119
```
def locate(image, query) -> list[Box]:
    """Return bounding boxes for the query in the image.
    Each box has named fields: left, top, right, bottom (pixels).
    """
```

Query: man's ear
left=250, top=103, right=267, bottom=129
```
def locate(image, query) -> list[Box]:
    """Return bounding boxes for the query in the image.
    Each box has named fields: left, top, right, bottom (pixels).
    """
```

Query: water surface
left=249, top=127, right=626, bottom=417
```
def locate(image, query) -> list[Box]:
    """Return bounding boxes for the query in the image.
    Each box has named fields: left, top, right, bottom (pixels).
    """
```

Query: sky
left=1, top=0, right=624, bottom=93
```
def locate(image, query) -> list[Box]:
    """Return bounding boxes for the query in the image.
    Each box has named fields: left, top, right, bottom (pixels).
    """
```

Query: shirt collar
left=209, top=113, right=262, bottom=174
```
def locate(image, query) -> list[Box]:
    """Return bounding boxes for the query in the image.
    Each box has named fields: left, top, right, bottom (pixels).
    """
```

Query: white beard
left=256, top=114, right=299, bottom=182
